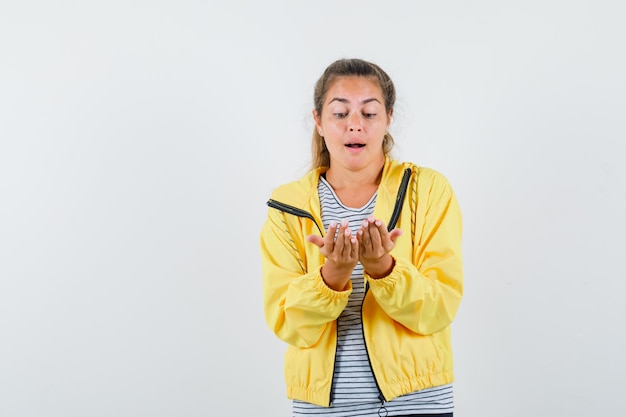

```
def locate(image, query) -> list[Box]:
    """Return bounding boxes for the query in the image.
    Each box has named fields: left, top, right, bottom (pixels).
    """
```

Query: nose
left=348, top=113, right=362, bottom=132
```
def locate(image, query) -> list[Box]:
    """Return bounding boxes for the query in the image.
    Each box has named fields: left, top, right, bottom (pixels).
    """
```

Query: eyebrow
left=328, top=97, right=382, bottom=105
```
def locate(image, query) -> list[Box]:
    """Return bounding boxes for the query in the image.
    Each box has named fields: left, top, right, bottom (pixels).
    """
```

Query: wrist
left=321, top=262, right=353, bottom=291
left=364, top=255, right=395, bottom=279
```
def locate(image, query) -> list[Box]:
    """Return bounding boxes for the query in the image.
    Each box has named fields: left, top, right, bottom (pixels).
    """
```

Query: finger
left=372, top=217, right=401, bottom=250
left=388, top=228, right=403, bottom=244
left=327, top=220, right=338, bottom=239
left=325, top=220, right=338, bottom=251
left=367, top=217, right=384, bottom=250
left=339, top=226, right=353, bottom=259
left=340, top=229, right=352, bottom=259
left=359, top=219, right=372, bottom=251
left=373, top=218, right=388, bottom=236
left=306, top=235, right=324, bottom=248
left=349, top=233, right=359, bottom=260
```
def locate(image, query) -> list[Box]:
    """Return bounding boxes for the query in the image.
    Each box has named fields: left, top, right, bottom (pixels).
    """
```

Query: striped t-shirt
left=292, top=176, right=453, bottom=417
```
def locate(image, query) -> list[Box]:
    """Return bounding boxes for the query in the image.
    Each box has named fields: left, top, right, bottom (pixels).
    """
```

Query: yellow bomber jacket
left=260, top=158, right=463, bottom=407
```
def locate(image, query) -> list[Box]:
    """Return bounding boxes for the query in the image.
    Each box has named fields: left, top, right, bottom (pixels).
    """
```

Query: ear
left=313, top=109, right=323, bottom=136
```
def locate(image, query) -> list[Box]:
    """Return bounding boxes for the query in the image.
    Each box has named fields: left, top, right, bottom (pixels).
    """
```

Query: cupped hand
left=357, top=216, right=402, bottom=278
left=306, top=220, right=359, bottom=290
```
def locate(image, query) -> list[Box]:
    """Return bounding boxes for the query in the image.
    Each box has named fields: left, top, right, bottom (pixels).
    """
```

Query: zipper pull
left=377, top=395, right=388, bottom=417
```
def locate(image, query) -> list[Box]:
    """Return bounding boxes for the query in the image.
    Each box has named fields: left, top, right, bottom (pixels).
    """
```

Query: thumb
left=306, top=234, right=324, bottom=248
left=389, top=228, right=403, bottom=243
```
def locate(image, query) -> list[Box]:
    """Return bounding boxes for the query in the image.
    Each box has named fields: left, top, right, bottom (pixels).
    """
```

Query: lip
left=344, top=142, right=366, bottom=154
left=344, top=139, right=366, bottom=147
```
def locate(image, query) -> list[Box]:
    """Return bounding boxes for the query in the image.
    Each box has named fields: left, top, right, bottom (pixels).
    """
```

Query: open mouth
left=345, top=143, right=365, bottom=148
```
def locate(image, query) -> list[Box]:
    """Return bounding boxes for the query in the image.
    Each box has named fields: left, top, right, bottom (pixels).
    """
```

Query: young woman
left=260, top=58, right=463, bottom=417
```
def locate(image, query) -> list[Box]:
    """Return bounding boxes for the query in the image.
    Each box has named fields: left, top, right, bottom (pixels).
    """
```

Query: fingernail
left=344, top=229, right=351, bottom=236
left=329, top=221, right=337, bottom=228
left=375, top=220, right=382, bottom=226
left=341, top=219, right=348, bottom=227
left=362, top=220, right=369, bottom=227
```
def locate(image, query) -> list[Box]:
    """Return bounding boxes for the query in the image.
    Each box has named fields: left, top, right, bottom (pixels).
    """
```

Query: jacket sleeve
left=260, top=206, right=351, bottom=348
left=366, top=173, right=463, bottom=335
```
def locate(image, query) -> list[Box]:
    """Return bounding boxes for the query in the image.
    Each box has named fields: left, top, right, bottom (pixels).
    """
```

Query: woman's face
left=314, top=76, right=391, bottom=174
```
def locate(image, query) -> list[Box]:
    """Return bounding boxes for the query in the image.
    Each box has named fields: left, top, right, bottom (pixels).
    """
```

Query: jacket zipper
left=266, top=167, right=413, bottom=407
left=361, top=168, right=412, bottom=407
left=329, top=330, right=338, bottom=406
left=387, top=168, right=412, bottom=231
left=266, top=199, right=325, bottom=236
left=362, top=282, right=388, bottom=414
left=266, top=167, right=411, bottom=235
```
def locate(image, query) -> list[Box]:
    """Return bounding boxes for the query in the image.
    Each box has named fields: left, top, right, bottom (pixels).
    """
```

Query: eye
left=333, top=113, right=347, bottom=119
left=363, top=113, right=377, bottom=119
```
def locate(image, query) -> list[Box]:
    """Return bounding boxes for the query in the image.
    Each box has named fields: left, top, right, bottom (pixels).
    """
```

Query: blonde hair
left=311, top=58, right=396, bottom=169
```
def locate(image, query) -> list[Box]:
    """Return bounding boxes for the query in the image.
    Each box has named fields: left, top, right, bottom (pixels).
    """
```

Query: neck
left=325, top=157, right=385, bottom=191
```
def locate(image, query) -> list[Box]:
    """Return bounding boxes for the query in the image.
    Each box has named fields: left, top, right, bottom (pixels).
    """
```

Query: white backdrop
left=1, top=1, right=625, bottom=416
